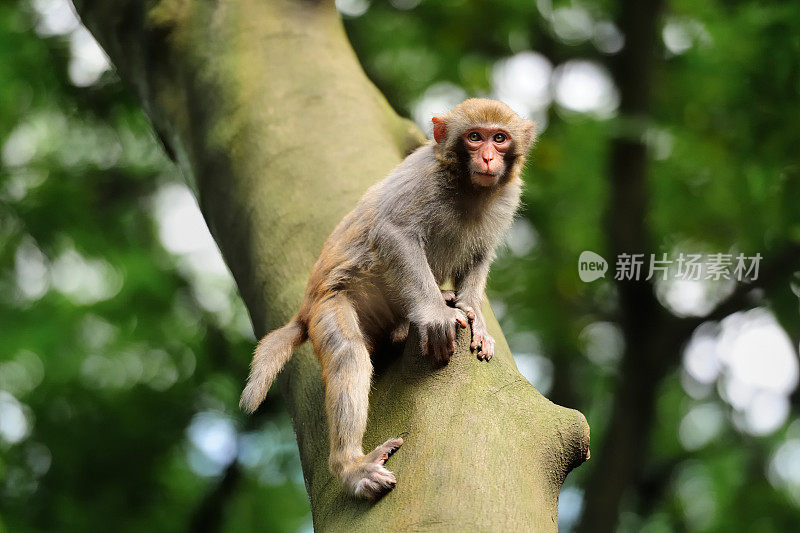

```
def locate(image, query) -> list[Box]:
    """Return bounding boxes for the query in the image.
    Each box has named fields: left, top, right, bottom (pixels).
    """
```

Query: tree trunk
left=72, top=1, right=590, bottom=529
left=576, top=1, right=665, bottom=532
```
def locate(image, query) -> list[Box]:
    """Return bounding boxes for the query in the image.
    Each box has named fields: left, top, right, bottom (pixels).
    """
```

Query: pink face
left=462, top=127, right=512, bottom=187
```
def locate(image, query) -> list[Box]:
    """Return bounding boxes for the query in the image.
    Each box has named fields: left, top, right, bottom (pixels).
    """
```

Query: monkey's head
left=432, top=98, right=536, bottom=189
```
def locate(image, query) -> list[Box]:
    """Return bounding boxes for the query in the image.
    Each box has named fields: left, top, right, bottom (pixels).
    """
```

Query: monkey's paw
left=471, top=323, right=495, bottom=361
left=346, top=437, right=404, bottom=500
left=441, top=293, right=493, bottom=360
left=441, top=290, right=476, bottom=322
left=417, top=307, right=469, bottom=365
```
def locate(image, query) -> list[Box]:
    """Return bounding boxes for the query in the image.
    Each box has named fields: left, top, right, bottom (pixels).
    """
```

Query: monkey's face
left=461, top=127, right=511, bottom=187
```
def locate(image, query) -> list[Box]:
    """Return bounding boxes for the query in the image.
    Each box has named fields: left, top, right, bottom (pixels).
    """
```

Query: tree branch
left=72, top=0, right=589, bottom=529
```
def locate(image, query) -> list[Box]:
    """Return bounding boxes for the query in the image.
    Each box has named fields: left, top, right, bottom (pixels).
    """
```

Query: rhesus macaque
left=241, top=99, right=536, bottom=500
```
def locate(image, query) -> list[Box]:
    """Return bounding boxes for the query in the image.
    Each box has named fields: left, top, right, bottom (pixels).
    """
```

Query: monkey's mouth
left=472, top=172, right=499, bottom=187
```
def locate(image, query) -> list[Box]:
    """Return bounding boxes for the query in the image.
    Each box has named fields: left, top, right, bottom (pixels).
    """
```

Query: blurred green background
left=1, top=0, right=799, bottom=531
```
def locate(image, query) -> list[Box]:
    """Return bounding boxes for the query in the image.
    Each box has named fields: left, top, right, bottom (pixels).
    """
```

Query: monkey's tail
left=240, top=315, right=307, bottom=414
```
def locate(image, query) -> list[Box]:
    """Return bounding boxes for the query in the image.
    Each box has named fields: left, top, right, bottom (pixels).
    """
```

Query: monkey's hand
left=441, top=290, right=476, bottom=321
left=412, top=305, right=469, bottom=365
left=391, top=290, right=472, bottom=344
left=441, top=291, right=494, bottom=361
left=469, top=314, right=495, bottom=361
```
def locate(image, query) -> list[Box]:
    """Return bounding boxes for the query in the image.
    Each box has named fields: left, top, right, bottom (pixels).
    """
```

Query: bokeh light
left=682, top=308, right=798, bottom=437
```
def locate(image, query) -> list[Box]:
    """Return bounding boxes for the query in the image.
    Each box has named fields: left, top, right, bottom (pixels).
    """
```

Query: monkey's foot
left=344, top=437, right=403, bottom=500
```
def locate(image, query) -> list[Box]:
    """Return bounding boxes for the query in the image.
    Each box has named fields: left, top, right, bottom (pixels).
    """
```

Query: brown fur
left=241, top=99, right=536, bottom=500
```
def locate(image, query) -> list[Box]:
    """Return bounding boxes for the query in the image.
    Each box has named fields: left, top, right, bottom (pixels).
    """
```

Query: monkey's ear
left=523, top=120, right=537, bottom=148
left=432, top=116, right=447, bottom=144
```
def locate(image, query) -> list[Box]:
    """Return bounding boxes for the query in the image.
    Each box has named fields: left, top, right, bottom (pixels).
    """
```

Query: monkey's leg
left=310, top=294, right=403, bottom=500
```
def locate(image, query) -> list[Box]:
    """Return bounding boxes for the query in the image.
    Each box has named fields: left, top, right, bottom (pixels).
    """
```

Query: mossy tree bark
left=72, top=1, right=590, bottom=529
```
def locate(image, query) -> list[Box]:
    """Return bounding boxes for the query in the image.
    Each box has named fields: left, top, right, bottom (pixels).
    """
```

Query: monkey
left=240, top=98, right=536, bottom=500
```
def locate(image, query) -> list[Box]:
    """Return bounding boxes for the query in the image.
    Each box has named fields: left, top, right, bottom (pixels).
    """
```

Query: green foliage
left=0, top=2, right=308, bottom=531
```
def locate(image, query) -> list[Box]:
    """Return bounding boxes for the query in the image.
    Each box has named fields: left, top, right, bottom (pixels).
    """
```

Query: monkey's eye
left=468, top=131, right=482, bottom=142
left=493, top=133, right=507, bottom=143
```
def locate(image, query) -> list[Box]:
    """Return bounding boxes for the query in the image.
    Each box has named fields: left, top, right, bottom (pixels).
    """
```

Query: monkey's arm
left=455, top=255, right=495, bottom=360
left=373, top=223, right=468, bottom=363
